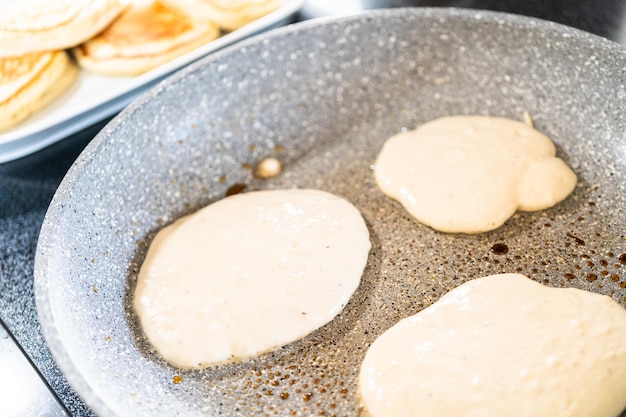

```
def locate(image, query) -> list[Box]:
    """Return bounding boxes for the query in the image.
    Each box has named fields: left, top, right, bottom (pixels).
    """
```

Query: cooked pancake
left=160, top=0, right=281, bottom=31
left=74, top=0, right=220, bottom=76
left=205, top=0, right=282, bottom=30
left=0, top=51, right=77, bottom=131
left=0, top=0, right=126, bottom=58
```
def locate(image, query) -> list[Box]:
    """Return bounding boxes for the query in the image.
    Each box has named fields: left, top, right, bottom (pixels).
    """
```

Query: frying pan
left=35, top=8, right=626, bottom=417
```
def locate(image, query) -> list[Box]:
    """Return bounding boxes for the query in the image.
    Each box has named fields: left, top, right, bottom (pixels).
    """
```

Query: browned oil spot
left=490, top=243, right=509, bottom=255
left=611, top=274, right=620, bottom=282
left=303, top=393, right=313, bottom=402
left=226, top=183, right=247, bottom=196
left=280, top=392, right=289, bottom=400
left=566, top=232, right=585, bottom=245
left=242, top=162, right=252, bottom=170
left=564, top=273, right=575, bottom=281
left=219, top=175, right=226, bottom=183
left=172, top=375, right=183, bottom=384
left=586, top=273, right=598, bottom=282
left=619, top=253, right=626, bottom=265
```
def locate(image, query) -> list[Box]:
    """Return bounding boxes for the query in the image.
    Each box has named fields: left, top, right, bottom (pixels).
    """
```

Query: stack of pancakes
left=1, top=0, right=281, bottom=132
left=74, top=0, right=220, bottom=76
left=0, top=0, right=125, bottom=131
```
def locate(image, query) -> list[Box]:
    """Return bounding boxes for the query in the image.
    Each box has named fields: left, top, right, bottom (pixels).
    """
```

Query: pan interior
left=35, top=8, right=626, bottom=417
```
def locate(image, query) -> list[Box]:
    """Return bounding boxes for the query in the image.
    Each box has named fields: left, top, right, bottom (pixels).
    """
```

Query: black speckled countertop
left=1, top=1, right=625, bottom=416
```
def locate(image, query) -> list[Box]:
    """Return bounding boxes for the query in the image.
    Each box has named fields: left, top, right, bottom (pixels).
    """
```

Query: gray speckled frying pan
left=35, top=8, right=626, bottom=417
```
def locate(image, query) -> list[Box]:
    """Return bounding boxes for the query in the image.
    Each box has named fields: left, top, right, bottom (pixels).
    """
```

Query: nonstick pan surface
left=35, top=8, right=626, bottom=417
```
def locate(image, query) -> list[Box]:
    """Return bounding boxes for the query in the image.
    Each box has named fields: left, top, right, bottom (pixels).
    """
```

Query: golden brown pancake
left=0, top=51, right=77, bottom=131
left=0, top=0, right=126, bottom=58
left=74, top=0, right=220, bottom=76
left=160, top=0, right=281, bottom=31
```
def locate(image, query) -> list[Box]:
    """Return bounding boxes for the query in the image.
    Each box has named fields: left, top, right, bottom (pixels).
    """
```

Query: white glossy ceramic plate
left=0, top=0, right=305, bottom=163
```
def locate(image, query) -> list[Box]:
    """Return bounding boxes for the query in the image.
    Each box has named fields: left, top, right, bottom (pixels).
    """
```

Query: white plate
left=0, top=0, right=305, bottom=164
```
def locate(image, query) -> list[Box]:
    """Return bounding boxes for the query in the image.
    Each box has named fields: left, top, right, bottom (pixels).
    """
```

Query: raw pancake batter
left=134, top=189, right=371, bottom=369
left=359, top=273, right=626, bottom=417
left=374, top=115, right=577, bottom=233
